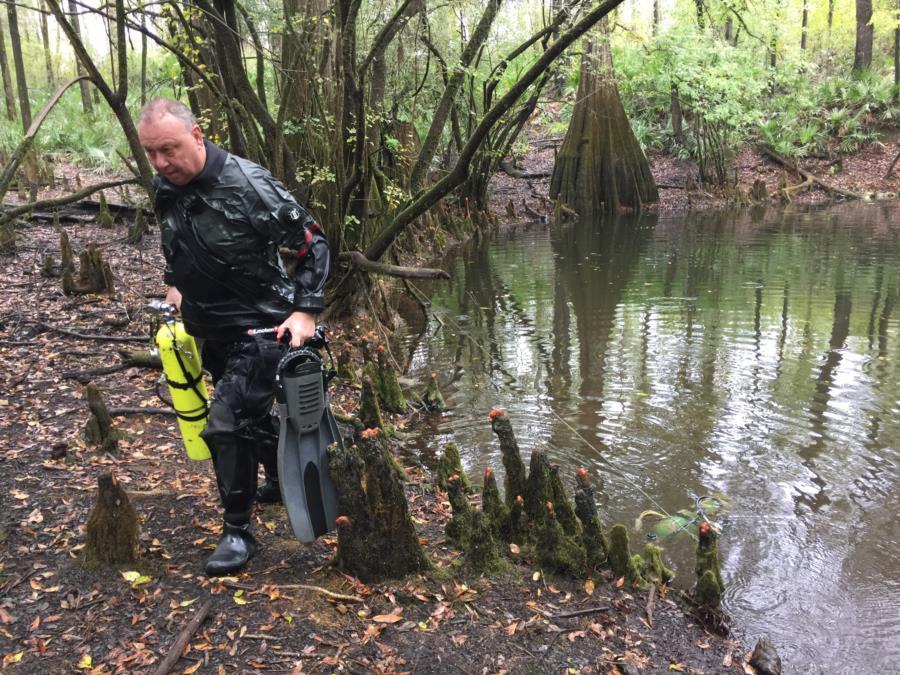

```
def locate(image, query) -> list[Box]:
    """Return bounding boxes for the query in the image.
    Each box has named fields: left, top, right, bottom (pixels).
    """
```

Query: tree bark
left=895, top=0, right=899, bottom=99
left=0, top=14, right=17, bottom=120
left=6, top=0, right=32, bottom=131
left=66, top=0, right=92, bottom=113
left=801, top=0, right=809, bottom=50
left=549, top=19, right=657, bottom=215
left=853, top=0, right=873, bottom=73
left=39, top=1, right=54, bottom=87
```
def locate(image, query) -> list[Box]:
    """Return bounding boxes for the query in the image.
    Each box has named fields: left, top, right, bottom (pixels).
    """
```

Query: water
left=402, top=203, right=900, bottom=673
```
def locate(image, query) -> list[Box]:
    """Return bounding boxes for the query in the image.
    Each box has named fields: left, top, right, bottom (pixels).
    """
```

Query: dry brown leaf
left=372, top=613, right=403, bottom=624
left=584, top=579, right=595, bottom=595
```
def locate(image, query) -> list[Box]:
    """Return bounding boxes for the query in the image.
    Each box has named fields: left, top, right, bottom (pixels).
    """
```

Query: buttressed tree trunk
left=550, top=20, right=657, bottom=216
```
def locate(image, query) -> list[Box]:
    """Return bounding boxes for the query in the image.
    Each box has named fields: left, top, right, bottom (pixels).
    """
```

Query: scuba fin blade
left=276, top=352, right=341, bottom=543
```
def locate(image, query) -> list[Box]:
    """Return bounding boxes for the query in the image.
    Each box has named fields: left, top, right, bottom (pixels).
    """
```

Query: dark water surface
left=402, top=203, right=899, bottom=673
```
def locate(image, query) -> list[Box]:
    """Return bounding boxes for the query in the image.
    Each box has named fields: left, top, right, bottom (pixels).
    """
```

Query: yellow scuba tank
left=152, top=313, right=212, bottom=461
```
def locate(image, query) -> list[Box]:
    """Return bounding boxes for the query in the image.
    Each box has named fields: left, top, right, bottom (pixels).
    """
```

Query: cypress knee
left=489, top=409, right=527, bottom=508
left=83, top=472, right=139, bottom=567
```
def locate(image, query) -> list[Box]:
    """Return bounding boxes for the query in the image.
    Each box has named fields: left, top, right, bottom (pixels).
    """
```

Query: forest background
left=0, top=0, right=897, bottom=286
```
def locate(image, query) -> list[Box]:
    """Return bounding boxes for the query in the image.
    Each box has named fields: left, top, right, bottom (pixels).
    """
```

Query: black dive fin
left=276, top=350, right=341, bottom=543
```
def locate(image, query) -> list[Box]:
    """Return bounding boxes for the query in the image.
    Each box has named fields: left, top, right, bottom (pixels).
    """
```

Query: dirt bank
left=0, top=215, right=758, bottom=673
left=489, top=131, right=900, bottom=223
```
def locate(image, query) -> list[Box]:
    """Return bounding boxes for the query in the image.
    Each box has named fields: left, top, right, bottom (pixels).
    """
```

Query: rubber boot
left=205, top=522, right=258, bottom=576
left=256, top=477, right=282, bottom=504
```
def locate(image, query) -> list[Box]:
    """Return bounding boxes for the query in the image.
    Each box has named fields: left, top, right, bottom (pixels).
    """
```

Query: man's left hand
left=277, top=311, right=316, bottom=348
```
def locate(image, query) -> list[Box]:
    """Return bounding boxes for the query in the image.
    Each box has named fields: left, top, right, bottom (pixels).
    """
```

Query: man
left=137, top=99, right=330, bottom=576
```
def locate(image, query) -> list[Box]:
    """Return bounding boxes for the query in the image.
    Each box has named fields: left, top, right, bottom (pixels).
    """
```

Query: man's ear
left=191, top=124, right=203, bottom=146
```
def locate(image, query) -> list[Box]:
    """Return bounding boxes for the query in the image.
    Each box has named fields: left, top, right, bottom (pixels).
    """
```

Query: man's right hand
left=165, top=286, right=183, bottom=312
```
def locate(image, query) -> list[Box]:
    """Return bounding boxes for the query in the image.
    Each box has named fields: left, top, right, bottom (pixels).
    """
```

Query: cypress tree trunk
left=0, top=14, right=16, bottom=121
left=66, top=0, right=91, bottom=113
left=853, top=0, right=873, bottom=73
left=39, top=1, right=54, bottom=87
left=549, top=20, right=657, bottom=216
left=6, top=0, right=31, bottom=131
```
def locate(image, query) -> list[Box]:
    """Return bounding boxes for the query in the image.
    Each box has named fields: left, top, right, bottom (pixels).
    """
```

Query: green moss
left=446, top=475, right=474, bottom=548
left=96, top=192, right=114, bottom=228
left=337, top=347, right=358, bottom=384
left=465, top=512, right=503, bottom=574
left=507, top=494, right=529, bottom=545
left=536, top=503, right=586, bottom=577
left=524, top=449, right=554, bottom=525
left=376, top=348, right=407, bottom=414
left=481, top=467, right=509, bottom=541
left=489, top=409, right=527, bottom=508
left=359, top=376, right=385, bottom=430
left=549, top=464, right=580, bottom=537
left=694, top=522, right=724, bottom=607
left=435, top=442, right=471, bottom=493
left=608, top=524, right=644, bottom=587
left=422, top=372, right=444, bottom=412
left=574, top=469, right=608, bottom=570
left=695, top=569, right=722, bottom=610
left=641, top=544, right=674, bottom=585
left=330, top=431, right=430, bottom=582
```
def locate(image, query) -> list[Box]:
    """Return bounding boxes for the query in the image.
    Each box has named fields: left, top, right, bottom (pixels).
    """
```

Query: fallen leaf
left=184, top=663, right=202, bottom=674
left=372, top=613, right=403, bottom=624
left=504, top=621, right=518, bottom=635
left=3, top=651, right=24, bottom=667
left=615, top=576, right=625, bottom=588
left=584, top=579, right=595, bottom=595
left=509, top=543, right=521, bottom=555
left=77, top=654, right=92, bottom=670
left=670, top=663, right=686, bottom=672
left=532, top=571, right=541, bottom=582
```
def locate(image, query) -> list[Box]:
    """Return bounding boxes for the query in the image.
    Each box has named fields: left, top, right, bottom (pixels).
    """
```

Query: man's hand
left=277, top=311, right=316, bottom=348
left=165, top=286, right=183, bottom=311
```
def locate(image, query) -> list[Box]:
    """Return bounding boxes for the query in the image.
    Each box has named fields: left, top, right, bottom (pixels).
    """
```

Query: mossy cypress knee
left=337, top=347, right=358, bottom=384
left=608, top=524, right=644, bottom=587
left=574, top=468, right=608, bottom=569
left=466, top=511, right=502, bottom=574
left=524, top=448, right=554, bottom=524
left=359, top=376, right=385, bottom=430
left=376, top=346, right=406, bottom=413
left=96, top=192, right=114, bottom=228
left=641, top=544, right=674, bottom=585
left=435, top=442, right=471, bottom=493
left=445, top=475, right=474, bottom=548
left=83, top=472, right=139, bottom=567
left=694, top=522, right=724, bottom=609
left=508, top=494, right=529, bottom=545
left=536, top=503, right=586, bottom=577
left=549, top=464, right=580, bottom=536
left=481, top=468, right=509, bottom=541
left=330, top=429, right=429, bottom=581
left=489, top=409, right=527, bottom=508
left=422, top=372, right=444, bottom=412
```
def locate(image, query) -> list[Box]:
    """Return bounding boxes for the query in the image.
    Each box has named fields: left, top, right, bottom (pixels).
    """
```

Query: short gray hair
left=137, top=99, right=197, bottom=129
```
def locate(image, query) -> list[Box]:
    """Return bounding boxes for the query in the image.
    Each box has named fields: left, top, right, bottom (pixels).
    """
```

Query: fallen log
left=499, top=157, right=552, bottom=179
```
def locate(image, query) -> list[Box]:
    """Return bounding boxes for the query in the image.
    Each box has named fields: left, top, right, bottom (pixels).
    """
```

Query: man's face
left=137, top=114, right=206, bottom=186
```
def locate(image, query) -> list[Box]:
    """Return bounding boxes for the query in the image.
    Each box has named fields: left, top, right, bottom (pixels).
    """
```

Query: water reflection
left=404, top=204, right=900, bottom=672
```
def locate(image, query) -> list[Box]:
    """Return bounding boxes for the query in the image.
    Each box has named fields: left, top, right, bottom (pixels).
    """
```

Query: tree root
left=760, top=145, right=863, bottom=200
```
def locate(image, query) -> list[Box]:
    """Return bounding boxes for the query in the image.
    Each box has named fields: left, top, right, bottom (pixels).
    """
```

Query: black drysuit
left=153, top=141, right=330, bottom=525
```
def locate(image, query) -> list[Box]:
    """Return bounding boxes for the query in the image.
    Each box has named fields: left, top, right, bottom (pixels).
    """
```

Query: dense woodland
left=0, top=0, right=897, bottom=279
